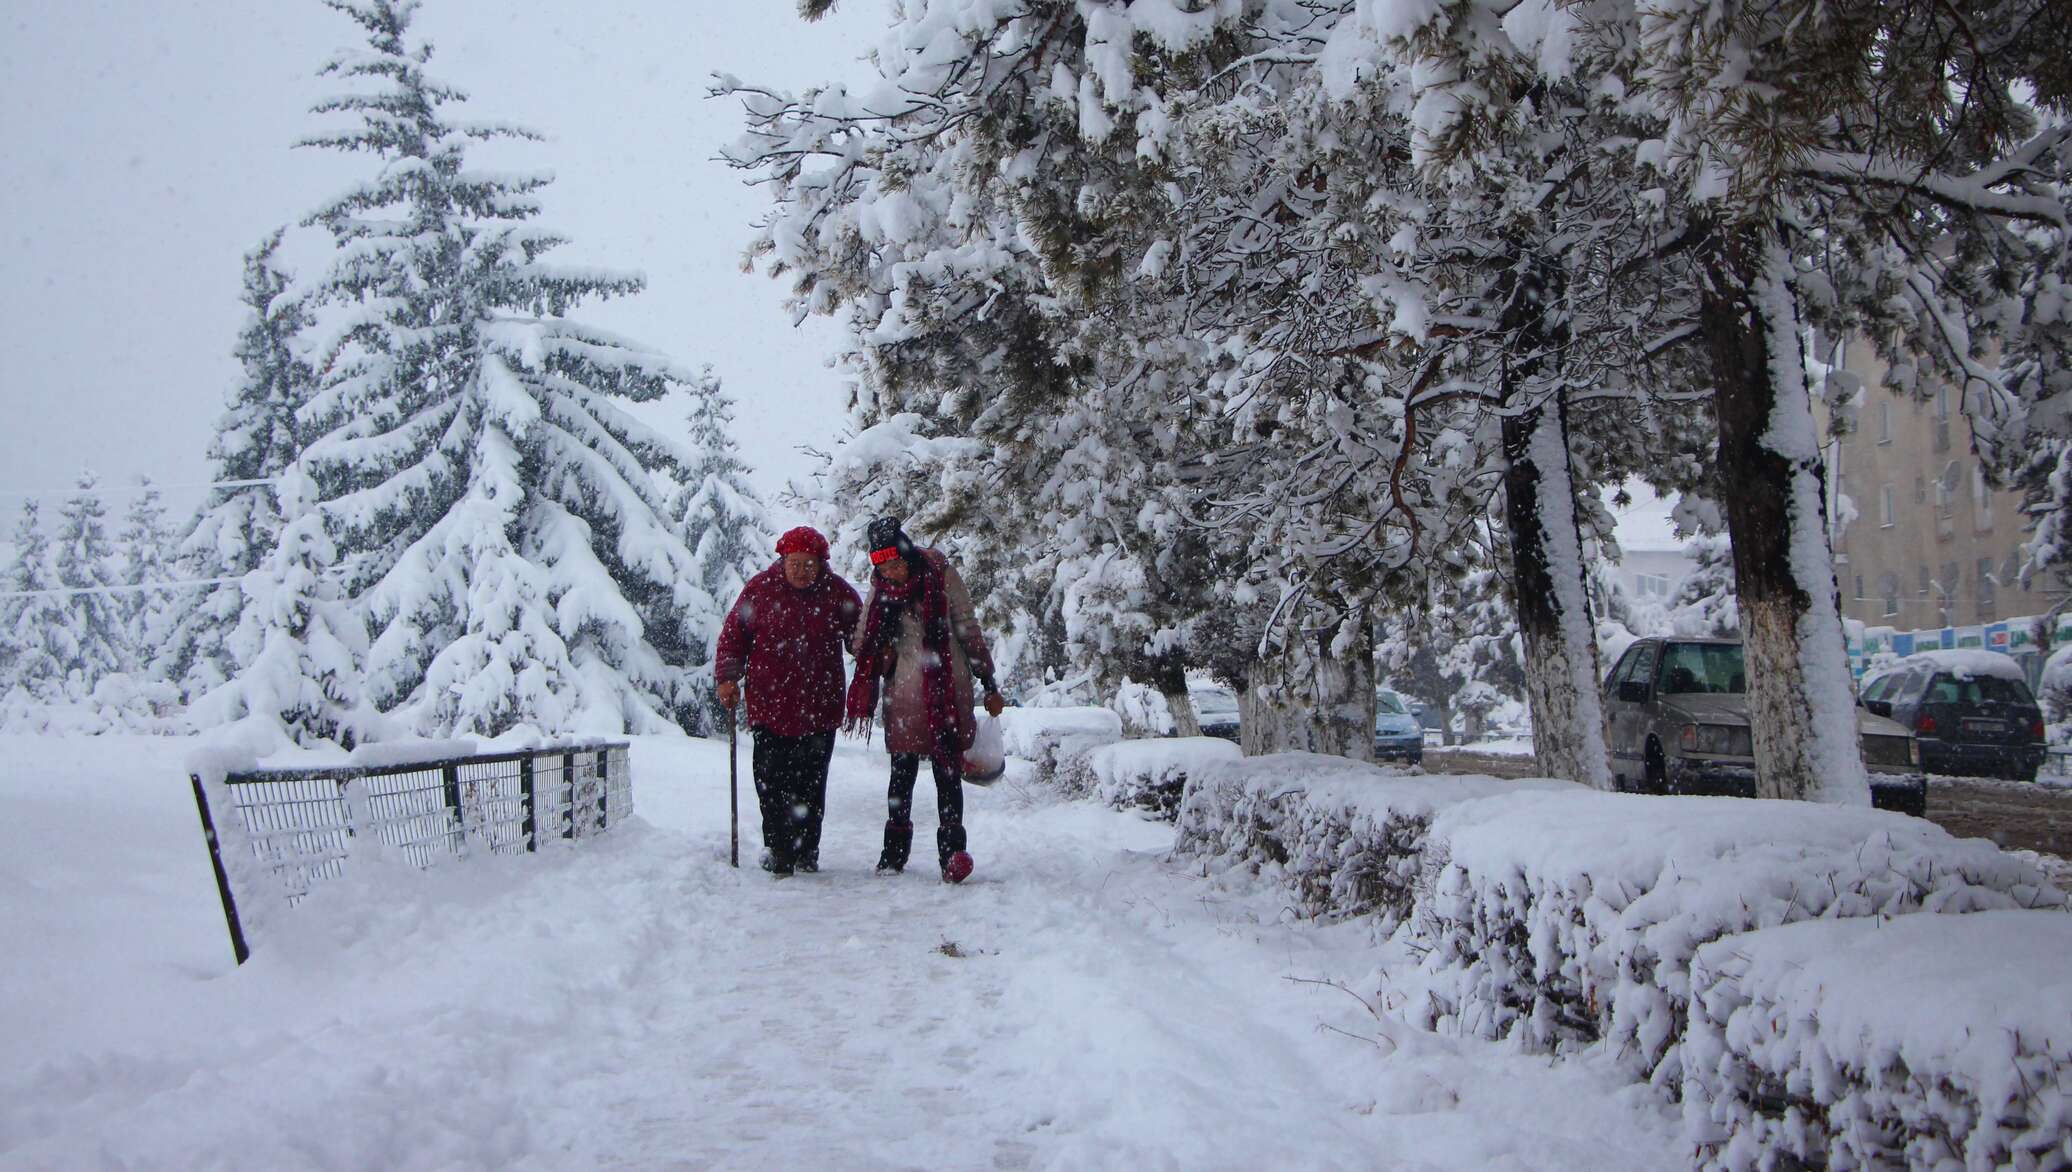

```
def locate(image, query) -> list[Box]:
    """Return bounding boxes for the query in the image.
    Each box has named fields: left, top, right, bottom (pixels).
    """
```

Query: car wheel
left=1643, top=743, right=1668, bottom=796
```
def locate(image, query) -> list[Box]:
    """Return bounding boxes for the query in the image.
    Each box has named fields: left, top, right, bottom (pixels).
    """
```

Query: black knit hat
left=865, top=517, right=915, bottom=566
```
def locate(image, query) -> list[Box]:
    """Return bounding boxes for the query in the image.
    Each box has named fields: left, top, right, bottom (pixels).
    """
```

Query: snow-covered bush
left=1410, top=790, right=2066, bottom=1090
left=2041, top=642, right=2072, bottom=725
left=1682, top=911, right=2072, bottom=1171
left=1060, top=737, right=1241, bottom=818
left=0, top=674, right=190, bottom=735
left=1174, top=753, right=1572, bottom=933
left=996, top=706, right=1123, bottom=785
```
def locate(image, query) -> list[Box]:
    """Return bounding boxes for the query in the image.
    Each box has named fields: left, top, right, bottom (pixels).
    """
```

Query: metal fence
left=190, top=742, right=632, bottom=964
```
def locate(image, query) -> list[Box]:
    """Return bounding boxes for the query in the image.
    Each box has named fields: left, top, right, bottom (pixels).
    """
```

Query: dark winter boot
left=937, top=822, right=970, bottom=883
left=876, top=820, right=913, bottom=874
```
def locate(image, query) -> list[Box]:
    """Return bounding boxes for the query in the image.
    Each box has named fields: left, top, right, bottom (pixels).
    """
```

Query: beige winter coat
left=853, top=548, right=994, bottom=755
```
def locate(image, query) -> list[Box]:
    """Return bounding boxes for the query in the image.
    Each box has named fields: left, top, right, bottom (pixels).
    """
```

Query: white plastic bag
left=963, top=712, right=1007, bottom=784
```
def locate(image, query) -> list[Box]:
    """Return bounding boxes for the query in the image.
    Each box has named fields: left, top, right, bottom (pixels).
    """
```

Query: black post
left=520, top=753, right=537, bottom=852
left=563, top=752, right=578, bottom=840
left=189, top=774, right=251, bottom=966
left=441, top=762, right=463, bottom=856
left=728, top=709, right=740, bottom=869
left=596, top=749, right=610, bottom=830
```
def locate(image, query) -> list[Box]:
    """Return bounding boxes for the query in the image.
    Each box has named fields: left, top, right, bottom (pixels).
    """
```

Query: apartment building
left=1821, top=338, right=2066, bottom=656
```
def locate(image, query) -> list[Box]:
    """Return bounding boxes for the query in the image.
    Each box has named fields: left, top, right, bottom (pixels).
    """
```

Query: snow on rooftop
left=1605, top=482, right=1687, bottom=552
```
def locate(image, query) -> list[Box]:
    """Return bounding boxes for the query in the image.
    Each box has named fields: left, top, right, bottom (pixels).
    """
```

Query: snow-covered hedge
left=1060, top=736, right=1242, bottom=818
left=1174, top=752, right=1572, bottom=933
left=996, top=706, right=1123, bottom=784
left=1682, top=910, right=2072, bottom=1171
left=1409, top=790, right=2066, bottom=1090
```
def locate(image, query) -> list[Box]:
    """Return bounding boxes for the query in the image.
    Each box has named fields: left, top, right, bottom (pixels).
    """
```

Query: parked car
left=1374, top=689, right=1424, bottom=764
left=1192, top=686, right=1241, bottom=742
left=1858, top=650, right=2047, bottom=782
left=1602, top=636, right=1926, bottom=815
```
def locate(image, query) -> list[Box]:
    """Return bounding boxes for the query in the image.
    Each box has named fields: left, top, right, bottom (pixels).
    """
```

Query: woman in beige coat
left=845, top=518, right=1004, bottom=882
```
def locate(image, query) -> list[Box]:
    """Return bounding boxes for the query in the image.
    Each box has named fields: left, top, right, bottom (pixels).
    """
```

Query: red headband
left=870, top=546, right=902, bottom=565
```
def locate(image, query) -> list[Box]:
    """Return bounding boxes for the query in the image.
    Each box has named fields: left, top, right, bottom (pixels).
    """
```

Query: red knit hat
left=774, top=526, right=829, bottom=559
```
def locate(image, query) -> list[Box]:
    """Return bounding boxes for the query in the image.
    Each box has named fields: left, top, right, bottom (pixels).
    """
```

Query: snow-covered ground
left=0, top=733, right=1686, bottom=1170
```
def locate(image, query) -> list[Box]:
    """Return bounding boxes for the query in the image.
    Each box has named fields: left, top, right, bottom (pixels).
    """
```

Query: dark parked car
left=1192, top=686, right=1241, bottom=742
left=1374, top=689, right=1424, bottom=764
left=1858, top=650, right=2047, bottom=782
left=1602, top=636, right=1926, bottom=814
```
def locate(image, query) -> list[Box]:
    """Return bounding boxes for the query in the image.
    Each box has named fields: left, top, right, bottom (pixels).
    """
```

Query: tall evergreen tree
left=161, top=230, right=315, bottom=699
left=117, top=476, right=174, bottom=666
left=670, top=368, right=766, bottom=735
left=52, top=473, right=127, bottom=698
left=296, top=0, right=707, bottom=736
left=2, top=502, right=72, bottom=700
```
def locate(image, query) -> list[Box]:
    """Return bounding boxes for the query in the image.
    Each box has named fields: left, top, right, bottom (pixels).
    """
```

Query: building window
left=1978, top=556, right=1997, bottom=618
left=1879, top=573, right=1901, bottom=618
left=1854, top=574, right=1865, bottom=601
left=1878, top=400, right=1893, bottom=443
left=1880, top=484, right=1896, bottom=527
left=1914, top=474, right=1926, bottom=504
left=1937, top=463, right=1960, bottom=518
left=1973, top=465, right=1993, bottom=532
left=1917, top=565, right=1930, bottom=600
left=1940, top=560, right=1960, bottom=618
left=1933, top=386, right=1952, bottom=452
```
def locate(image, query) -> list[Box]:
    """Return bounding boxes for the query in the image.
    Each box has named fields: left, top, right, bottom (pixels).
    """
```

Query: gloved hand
left=983, top=690, right=1006, bottom=717
left=716, top=680, right=740, bottom=709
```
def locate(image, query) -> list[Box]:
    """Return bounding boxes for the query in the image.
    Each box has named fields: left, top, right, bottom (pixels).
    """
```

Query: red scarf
left=844, top=554, right=959, bottom=752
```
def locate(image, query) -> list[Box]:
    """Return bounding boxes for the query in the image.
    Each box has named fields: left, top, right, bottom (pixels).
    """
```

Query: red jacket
left=713, top=562, right=862, bottom=736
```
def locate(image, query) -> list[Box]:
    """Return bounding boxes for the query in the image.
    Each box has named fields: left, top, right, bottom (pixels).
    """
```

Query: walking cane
left=728, top=705, right=740, bottom=868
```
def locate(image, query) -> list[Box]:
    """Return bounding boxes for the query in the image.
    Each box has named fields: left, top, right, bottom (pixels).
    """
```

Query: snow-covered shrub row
left=1058, top=737, right=1242, bottom=818
left=1173, top=752, right=1572, bottom=933
left=996, top=706, right=1123, bottom=786
left=0, top=676, right=190, bottom=736
left=1681, top=910, right=2072, bottom=1171
left=1410, top=790, right=2066, bottom=1091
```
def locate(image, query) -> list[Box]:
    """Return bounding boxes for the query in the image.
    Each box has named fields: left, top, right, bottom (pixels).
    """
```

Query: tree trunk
left=1699, top=225, right=1870, bottom=804
left=1240, top=603, right=1375, bottom=761
left=1152, top=654, right=1202, bottom=738
left=1501, top=394, right=1613, bottom=788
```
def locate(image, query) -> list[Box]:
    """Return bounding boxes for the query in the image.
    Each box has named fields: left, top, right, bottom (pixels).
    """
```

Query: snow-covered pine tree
left=296, top=0, right=707, bottom=736
left=191, top=467, right=378, bottom=748
left=52, top=474, right=127, bottom=699
left=2, top=502, right=73, bottom=701
left=117, top=477, right=174, bottom=667
left=671, top=367, right=769, bottom=735
left=160, top=230, right=314, bottom=700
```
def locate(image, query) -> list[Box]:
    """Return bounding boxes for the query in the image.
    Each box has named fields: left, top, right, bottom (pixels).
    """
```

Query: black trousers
left=752, top=729, right=835, bottom=867
left=883, top=750, right=965, bottom=869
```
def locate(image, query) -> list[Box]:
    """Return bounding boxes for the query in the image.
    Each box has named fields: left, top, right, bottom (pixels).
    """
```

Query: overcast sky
left=0, top=1, right=891, bottom=531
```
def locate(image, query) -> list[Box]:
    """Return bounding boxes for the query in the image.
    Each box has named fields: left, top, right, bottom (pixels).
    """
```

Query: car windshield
left=1926, top=674, right=2035, bottom=706
left=1192, top=690, right=1239, bottom=719
left=1658, top=643, right=1746, bottom=694
left=1376, top=692, right=1409, bottom=715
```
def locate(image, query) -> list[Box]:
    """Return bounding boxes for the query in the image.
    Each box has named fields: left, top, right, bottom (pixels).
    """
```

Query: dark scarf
left=844, top=554, right=958, bottom=751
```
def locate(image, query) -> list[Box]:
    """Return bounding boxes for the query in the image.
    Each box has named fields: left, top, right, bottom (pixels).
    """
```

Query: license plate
left=1963, top=718, right=2005, bottom=734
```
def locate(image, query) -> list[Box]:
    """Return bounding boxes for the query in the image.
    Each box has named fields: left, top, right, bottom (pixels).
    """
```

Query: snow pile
left=1682, top=911, right=2072, bottom=1170
left=1061, top=736, right=1241, bottom=819
left=1410, top=790, right=2066, bottom=1089
left=996, top=706, right=1123, bottom=783
left=1174, top=752, right=1572, bottom=932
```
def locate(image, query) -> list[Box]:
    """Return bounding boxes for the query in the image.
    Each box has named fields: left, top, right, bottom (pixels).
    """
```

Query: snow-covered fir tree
left=2, top=502, right=73, bottom=701
left=160, top=230, right=314, bottom=699
left=295, top=0, right=708, bottom=736
left=670, top=367, right=768, bottom=735
left=191, top=467, right=379, bottom=748
left=52, top=474, right=127, bottom=699
left=117, top=477, right=174, bottom=662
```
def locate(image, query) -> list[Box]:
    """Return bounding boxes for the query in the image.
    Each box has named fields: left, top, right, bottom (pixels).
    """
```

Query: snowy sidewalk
left=0, top=735, right=1681, bottom=1170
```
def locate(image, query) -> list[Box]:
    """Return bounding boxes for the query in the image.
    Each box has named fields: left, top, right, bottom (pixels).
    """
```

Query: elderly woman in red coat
left=714, top=526, right=861, bottom=877
left=845, top=518, right=1004, bottom=882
